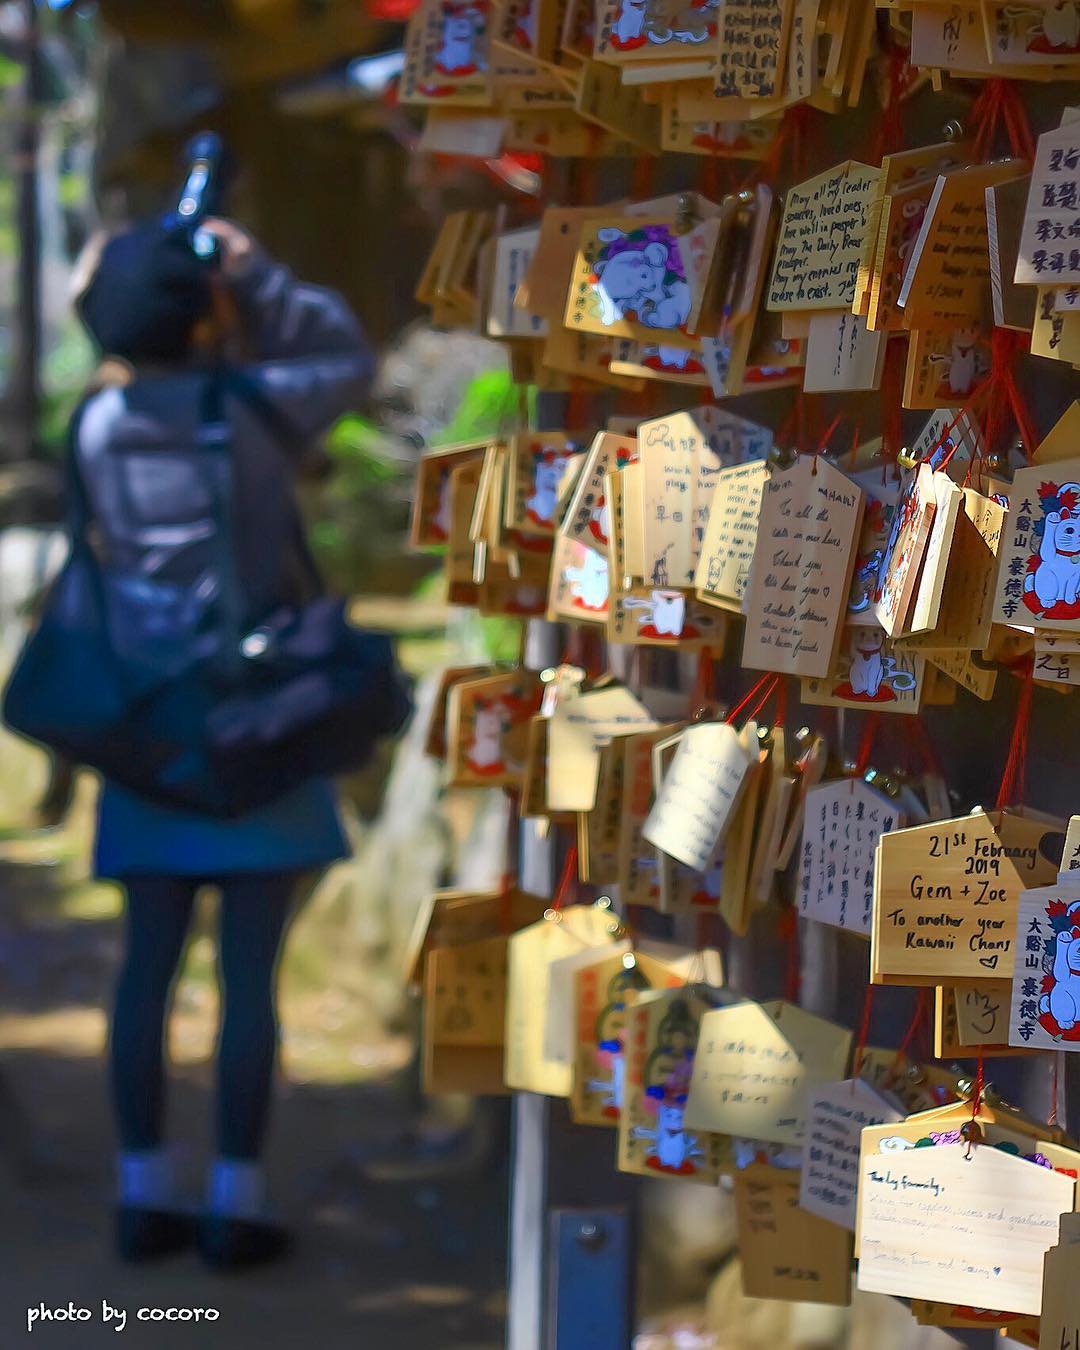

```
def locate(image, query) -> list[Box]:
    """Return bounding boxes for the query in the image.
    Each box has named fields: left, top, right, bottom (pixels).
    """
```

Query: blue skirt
left=95, top=776, right=349, bottom=880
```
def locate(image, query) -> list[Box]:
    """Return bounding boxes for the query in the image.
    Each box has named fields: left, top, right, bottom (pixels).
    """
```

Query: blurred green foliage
left=0, top=54, right=20, bottom=91
left=308, top=411, right=419, bottom=594
left=311, top=367, right=535, bottom=600
left=38, top=320, right=97, bottom=455
left=433, top=369, right=536, bottom=447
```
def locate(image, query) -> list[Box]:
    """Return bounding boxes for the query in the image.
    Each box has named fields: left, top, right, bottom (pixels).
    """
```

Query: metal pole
left=7, top=0, right=42, bottom=464
left=507, top=619, right=560, bottom=1350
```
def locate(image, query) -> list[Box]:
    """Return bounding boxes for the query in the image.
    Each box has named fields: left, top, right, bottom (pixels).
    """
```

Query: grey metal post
left=507, top=619, right=560, bottom=1350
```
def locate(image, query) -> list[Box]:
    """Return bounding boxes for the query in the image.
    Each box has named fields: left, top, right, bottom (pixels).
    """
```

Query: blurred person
left=69, top=217, right=373, bottom=1270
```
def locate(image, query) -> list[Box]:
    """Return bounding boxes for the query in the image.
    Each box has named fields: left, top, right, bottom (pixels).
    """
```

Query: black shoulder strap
left=65, top=399, right=94, bottom=544
left=217, top=366, right=326, bottom=597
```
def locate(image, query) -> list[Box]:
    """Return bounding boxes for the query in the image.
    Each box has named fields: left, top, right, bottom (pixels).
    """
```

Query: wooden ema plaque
left=798, top=778, right=903, bottom=935
left=617, top=986, right=735, bottom=1185
left=570, top=950, right=685, bottom=1127
left=871, top=811, right=1063, bottom=987
left=741, top=454, right=864, bottom=679
left=734, top=1164, right=852, bottom=1306
left=422, top=935, right=509, bottom=1095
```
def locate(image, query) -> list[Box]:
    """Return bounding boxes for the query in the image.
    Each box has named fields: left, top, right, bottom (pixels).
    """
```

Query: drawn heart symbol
left=979, top=956, right=999, bottom=969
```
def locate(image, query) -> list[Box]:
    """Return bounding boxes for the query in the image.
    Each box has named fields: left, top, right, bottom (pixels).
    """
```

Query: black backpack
left=3, top=369, right=411, bottom=816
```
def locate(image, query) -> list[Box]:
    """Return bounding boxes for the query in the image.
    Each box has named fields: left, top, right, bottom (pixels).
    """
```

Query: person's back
left=77, top=226, right=371, bottom=631
left=69, top=217, right=373, bottom=1269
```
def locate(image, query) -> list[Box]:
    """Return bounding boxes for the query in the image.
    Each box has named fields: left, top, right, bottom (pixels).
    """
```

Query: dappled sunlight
left=0, top=1005, right=106, bottom=1057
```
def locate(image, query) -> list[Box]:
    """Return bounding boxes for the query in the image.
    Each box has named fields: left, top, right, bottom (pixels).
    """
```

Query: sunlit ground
left=0, top=732, right=416, bottom=1086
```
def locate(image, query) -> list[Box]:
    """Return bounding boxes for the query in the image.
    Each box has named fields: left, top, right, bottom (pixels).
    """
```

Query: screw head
left=768, top=444, right=797, bottom=469
left=984, top=449, right=1009, bottom=476
left=577, top=1220, right=605, bottom=1249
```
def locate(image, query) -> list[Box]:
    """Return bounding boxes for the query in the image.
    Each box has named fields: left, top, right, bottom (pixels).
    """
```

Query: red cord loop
left=854, top=713, right=881, bottom=778
left=995, top=658, right=1034, bottom=811
left=552, top=845, right=579, bottom=911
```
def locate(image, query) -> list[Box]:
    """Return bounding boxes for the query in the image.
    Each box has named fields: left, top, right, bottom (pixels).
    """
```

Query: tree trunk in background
left=7, top=0, right=42, bottom=464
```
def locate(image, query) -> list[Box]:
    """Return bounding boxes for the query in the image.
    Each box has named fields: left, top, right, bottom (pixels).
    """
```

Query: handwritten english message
left=684, top=1000, right=851, bottom=1144
left=741, top=454, right=864, bottom=679
left=767, top=161, right=881, bottom=311
left=900, top=162, right=1022, bottom=326
left=643, top=721, right=754, bottom=871
left=872, top=813, right=1060, bottom=985
left=640, top=411, right=727, bottom=589
left=800, top=1079, right=902, bottom=1230
left=857, top=1143, right=1074, bottom=1315
left=694, top=459, right=769, bottom=609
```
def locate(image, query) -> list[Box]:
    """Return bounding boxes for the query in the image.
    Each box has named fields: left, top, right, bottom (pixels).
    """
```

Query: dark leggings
left=110, top=872, right=298, bottom=1160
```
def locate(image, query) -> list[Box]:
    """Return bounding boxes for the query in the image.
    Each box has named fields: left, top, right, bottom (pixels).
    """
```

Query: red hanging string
left=630, top=153, right=658, bottom=202
left=929, top=380, right=993, bottom=473
left=971, top=78, right=1035, bottom=163
left=774, top=677, right=787, bottom=730
left=788, top=102, right=815, bottom=182
left=869, top=42, right=913, bottom=164
left=726, top=673, right=778, bottom=725
left=969, top=1050, right=986, bottom=1129
left=816, top=411, right=845, bottom=454
left=887, top=989, right=928, bottom=1083
left=971, top=79, right=1004, bottom=164
left=994, top=657, right=1034, bottom=811
left=561, top=626, right=586, bottom=670
left=811, top=410, right=845, bottom=474
left=697, top=145, right=733, bottom=203
left=847, top=419, right=862, bottom=472
left=565, top=381, right=591, bottom=438
left=552, top=844, right=579, bottom=911
left=745, top=675, right=780, bottom=726
left=998, top=79, right=1036, bottom=163
left=854, top=713, right=881, bottom=777
left=692, top=648, right=716, bottom=711
left=777, top=907, right=801, bottom=1003
left=983, top=328, right=1039, bottom=464
left=852, top=984, right=875, bottom=1080
left=913, top=714, right=944, bottom=778
left=582, top=629, right=604, bottom=680
left=879, top=337, right=906, bottom=476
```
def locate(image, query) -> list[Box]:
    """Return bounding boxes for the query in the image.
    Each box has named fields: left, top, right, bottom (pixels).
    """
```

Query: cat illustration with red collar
left=1027, top=0, right=1080, bottom=53
left=1024, top=481, right=1080, bottom=619
left=418, top=0, right=488, bottom=96
left=524, top=447, right=571, bottom=528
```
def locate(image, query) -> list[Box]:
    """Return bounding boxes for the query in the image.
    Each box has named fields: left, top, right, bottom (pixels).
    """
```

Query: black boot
left=196, top=1215, right=292, bottom=1272
left=116, top=1207, right=196, bottom=1263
